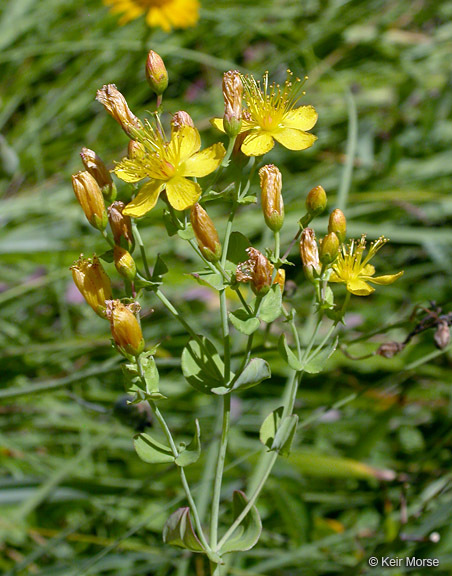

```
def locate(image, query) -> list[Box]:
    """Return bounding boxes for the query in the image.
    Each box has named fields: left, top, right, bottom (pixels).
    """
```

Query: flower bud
left=145, top=50, right=168, bottom=96
left=114, top=246, right=136, bottom=281
left=434, top=320, right=450, bottom=350
left=128, top=140, right=145, bottom=160
left=106, top=300, right=145, bottom=356
left=80, top=147, right=116, bottom=202
left=222, top=70, right=243, bottom=138
left=328, top=209, right=347, bottom=243
left=319, top=232, right=340, bottom=266
left=300, top=228, right=321, bottom=282
left=72, top=171, right=107, bottom=230
left=171, top=111, right=195, bottom=133
left=190, top=203, right=222, bottom=262
left=306, top=185, right=327, bottom=217
left=108, top=201, right=134, bottom=247
left=96, top=84, right=143, bottom=137
left=259, top=164, right=284, bottom=232
left=70, top=255, right=112, bottom=318
left=236, top=248, right=274, bottom=295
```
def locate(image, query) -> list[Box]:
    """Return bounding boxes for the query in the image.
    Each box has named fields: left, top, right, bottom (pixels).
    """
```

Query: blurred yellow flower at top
left=114, top=123, right=225, bottom=217
left=329, top=236, right=404, bottom=296
left=212, top=71, right=318, bottom=156
left=104, top=0, right=200, bottom=32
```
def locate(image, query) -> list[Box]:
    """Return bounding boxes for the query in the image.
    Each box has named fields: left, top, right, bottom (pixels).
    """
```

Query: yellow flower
left=114, top=123, right=225, bottom=217
left=104, top=0, right=200, bottom=32
left=211, top=71, right=318, bottom=157
left=329, top=236, right=404, bottom=296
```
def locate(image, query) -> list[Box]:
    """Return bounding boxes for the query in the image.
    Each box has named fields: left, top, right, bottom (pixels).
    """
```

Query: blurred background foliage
left=1, top=0, right=452, bottom=574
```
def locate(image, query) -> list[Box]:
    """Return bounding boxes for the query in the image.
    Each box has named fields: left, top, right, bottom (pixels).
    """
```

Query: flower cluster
left=68, top=50, right=406, bottom=571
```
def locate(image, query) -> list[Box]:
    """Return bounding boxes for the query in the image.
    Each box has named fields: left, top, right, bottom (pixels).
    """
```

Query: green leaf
left=134, top=273, right=160, bottom=290
left=181, top=336, right=227, bottom=395
left=122, top=353, right=165, bottom=401
left=231, top=358, right=271, bottom=392
left=260, top=406, right=283, bottom=449
left=258, top=284, right=282, bottom=323
left=229, top=309, right=260, bottom=335
left=259, top=407, right=298, bottom=455
left=99, top=249, right=114, bottom=263
left=278, top=333, right=303, bottom=371
left=289, top=451, right=396, bottom=481
left=237, top=194, right=257, bottom=205
left=303, top=336, right=338, bottom=374
left=134, top=432, right=175, bottom=464
left=175, top=420, right=201, bottom=467
left=191, top=271, right=224, bottom=290
left=177, top=225, right=195, bottom=241
left=272, top=414, right=299, bottom=456
left=220, top=491, right=262, bottom=554
left=162, top=507, right=205, bottom=553
left=226, top=231, right=251, bottom=264
left=152, top=254, right=169, bottom=283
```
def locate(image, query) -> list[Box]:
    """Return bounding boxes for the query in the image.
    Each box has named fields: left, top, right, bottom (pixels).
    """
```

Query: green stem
left=274, top=231, right=280, bottom=261
left=209, top=394, right=231, bottom=550
left=102, top=229, right=114, bottom=248
left=132, top=223, right=151, bottom=279
left=217, top=310, right=324, bottom=552
left=136, top=358, right=210, bottom=553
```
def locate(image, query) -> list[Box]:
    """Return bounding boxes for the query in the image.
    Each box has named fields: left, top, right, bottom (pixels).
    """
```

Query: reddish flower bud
left=328, top=209, right=347, bottom=243
left=145, top=50, right=168, bottom=96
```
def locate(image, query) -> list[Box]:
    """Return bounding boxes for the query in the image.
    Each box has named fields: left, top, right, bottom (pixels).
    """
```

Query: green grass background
left=1, top=0, right=452, bottom=574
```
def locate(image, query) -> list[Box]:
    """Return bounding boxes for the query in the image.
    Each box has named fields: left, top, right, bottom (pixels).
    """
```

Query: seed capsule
left=434, top=320, right=450, bottom=350
left=190, top=203, right=222, bottom=262
left=222, top=70, right=243, bottom=137
left=71, top=171, right=107, bottom=231
left=300, top=228, right=321, bottom=282
left=96, top=84, right=143, bottom=137
left=80, top=147, right=116, bottom=202
left=70, top=255, right=112, bottom=317
left=108, top=201, right=134, bottom=247
left=259, top=164, right=284, bottom=232
left=106, top=300, right=145, bottom=356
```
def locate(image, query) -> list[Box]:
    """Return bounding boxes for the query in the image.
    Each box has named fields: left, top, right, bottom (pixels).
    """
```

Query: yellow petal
left=347, top=278, right=374, bottom=296
left=114, top=158, right=148, bottom=183
left=283, top=105, right=318, bottom=131
left=183, top=143, right=226, bottom=177
left=168, top=125, right=201, bottom=163
left=241, top=130, right=274, bottom=156
left=273, top=128, right=317, bottom=151
left=166, top=176, right=201, bottom=211
left=146, top=6, right=171, bottom=31
left=367, top=271, right=404, bottom=285
left=210, top=118, right=226, bottom=133
left=123, top=180, right=165, bottom=218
